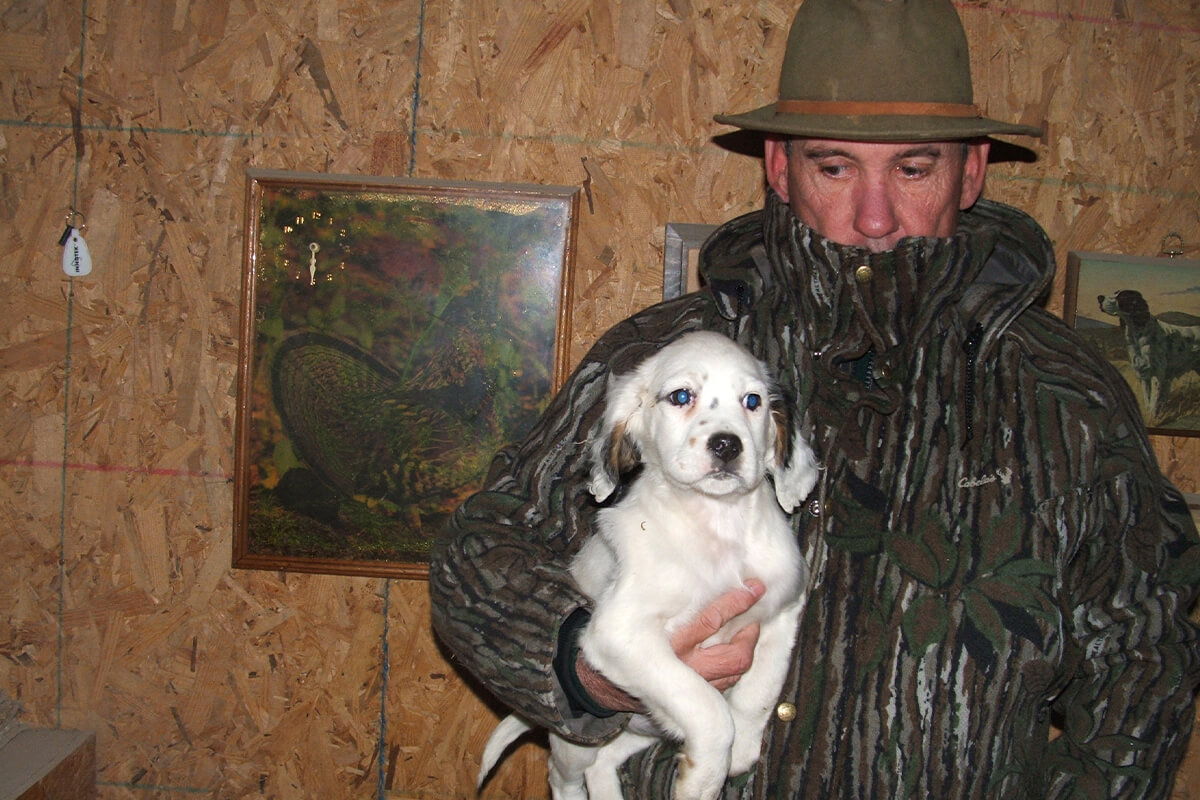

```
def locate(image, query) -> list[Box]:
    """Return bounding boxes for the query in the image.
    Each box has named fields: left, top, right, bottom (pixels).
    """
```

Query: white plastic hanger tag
left=61, top=225, right=93, bottom=277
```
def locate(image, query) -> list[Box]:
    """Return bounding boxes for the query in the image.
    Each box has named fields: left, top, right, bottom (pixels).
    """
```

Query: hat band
left=775, top=99, right=982, bottom=119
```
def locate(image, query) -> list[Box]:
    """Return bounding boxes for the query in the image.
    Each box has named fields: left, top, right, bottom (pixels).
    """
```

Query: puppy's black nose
left=708, top=433, right=742, bottom=464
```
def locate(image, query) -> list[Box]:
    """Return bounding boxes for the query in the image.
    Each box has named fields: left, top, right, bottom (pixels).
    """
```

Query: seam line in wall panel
left=406, top=0, right=428, bottom=179
left=97, top=781, right=210, bottom=795
left=954, top=1, right=1200, bottom=35
left=0, top=119, right=256, bottom=138
left=382, top=3, right=426, bottom=796
left=3, top=117, right=1195, bottom=204
left=0, top=458, right=229, bottom=480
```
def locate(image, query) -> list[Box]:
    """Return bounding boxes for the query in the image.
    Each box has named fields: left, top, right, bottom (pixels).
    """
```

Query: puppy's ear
left=587, top=370, right=647, bottom=502
left=767, top=394, right=821, bottom=513
left=588, top=421, right=641, bottom=502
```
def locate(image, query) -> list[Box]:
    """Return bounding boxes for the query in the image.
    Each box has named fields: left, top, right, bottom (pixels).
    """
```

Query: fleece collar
left=702, top=190, right=1054, bottom=366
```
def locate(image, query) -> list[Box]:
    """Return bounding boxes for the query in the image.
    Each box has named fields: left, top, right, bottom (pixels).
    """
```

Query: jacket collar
left=702, top=190, right=1055, bottom=367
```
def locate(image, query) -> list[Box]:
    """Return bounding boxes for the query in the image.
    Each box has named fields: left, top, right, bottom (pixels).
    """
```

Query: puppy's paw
left=772, top=430, right=821, bottom=512
left=673, top=752, right=727, bottom=800
left=728, top=729, right=764, bottom=778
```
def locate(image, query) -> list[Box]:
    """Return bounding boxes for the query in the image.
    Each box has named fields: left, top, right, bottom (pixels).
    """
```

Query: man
left=430, top=1, right=1200, bottom=797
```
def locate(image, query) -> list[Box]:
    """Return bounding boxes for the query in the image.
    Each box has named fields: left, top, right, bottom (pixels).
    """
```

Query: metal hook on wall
left=1160, top=232, right=1185, bottom=258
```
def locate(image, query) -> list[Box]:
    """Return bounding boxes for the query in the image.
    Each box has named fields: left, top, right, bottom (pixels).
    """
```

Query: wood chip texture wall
left=0, top=1, right=1197, bottom=798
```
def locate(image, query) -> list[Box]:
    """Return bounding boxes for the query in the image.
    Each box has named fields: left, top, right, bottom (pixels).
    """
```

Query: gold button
left=854, top=264, right=873, bottom=283
left=776, top=702, right=797, bottom=722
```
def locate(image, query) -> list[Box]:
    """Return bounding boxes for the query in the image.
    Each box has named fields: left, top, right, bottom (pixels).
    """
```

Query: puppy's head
left=1098, top=289, right=1149, bottom=319
left=588, top=331, right=819, bottom=511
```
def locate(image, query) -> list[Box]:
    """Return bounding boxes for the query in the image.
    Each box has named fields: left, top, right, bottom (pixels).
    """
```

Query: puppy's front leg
left=581, top=607, right=735, bottom=800
left=547, top=735, right=601, bottom=800
left=581, top=730, right=659, bottom=800
left=724, top=600, right=802, bottom=777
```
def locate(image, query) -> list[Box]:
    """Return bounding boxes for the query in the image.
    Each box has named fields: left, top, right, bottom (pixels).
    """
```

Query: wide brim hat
left=715, top=0, right=1043, bottom=142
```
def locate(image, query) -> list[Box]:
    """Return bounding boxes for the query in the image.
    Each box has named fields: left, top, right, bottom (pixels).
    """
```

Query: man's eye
left=667, top=388, right=693, bottom=406
left=743, top=393, right=762, bottom=411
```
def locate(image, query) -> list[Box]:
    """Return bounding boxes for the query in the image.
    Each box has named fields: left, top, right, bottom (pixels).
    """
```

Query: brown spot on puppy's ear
left=770, top=393, right=793, bottom=470
left=609, top=421, right=641, bottom=477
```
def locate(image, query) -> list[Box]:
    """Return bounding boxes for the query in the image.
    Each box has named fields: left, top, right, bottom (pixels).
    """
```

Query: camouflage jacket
left=430, top=191, right=1200, bottom=799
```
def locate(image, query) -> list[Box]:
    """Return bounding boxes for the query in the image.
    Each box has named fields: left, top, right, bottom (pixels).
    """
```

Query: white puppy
left=478, top=331, right=819, bottom=800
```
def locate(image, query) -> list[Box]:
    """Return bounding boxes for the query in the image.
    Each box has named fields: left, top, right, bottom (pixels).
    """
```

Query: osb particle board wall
left=0, top=1, right=1196, bottom=798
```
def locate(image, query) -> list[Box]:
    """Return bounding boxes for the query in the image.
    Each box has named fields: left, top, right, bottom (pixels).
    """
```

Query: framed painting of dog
left=233, top=170, right=579, bottom=579
left=1063, top=250, right=1200, bottom=437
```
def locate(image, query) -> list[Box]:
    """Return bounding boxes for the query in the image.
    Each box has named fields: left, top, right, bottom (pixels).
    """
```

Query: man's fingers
left=722, top=621, right=760, bottom=675
left=689, top=621, right=760, bottom=691
left=688, top=579, right=765, bottom=646
left=728, top=618, right=761, bottom=649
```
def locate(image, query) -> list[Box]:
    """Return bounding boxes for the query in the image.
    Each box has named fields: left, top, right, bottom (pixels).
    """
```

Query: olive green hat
left=715, top=0, right=1042, bottom=141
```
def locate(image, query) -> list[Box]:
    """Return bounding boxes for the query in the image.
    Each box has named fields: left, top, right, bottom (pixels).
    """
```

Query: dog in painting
left=477, top=331, right=820, bottom=800
left=1098, top=289, right=1200, bottom=421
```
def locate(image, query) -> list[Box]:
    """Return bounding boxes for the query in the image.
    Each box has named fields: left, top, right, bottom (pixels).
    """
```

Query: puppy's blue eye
left=667, top=388, right=693, bottom=406
left=743, top=393, right=762, bottom=411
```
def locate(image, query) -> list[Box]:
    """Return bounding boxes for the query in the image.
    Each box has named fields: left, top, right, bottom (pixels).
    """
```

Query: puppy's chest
left=610, top=500, right=776, bottom=564
left=581, top=499, right=802, bottom=624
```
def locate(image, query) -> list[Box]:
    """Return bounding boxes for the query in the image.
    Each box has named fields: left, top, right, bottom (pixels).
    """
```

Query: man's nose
left=854, top=181, right=900, bottom=246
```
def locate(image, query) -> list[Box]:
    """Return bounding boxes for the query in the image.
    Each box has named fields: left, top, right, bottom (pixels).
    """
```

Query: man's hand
left=674, top=579, right=764, bottom=692
left=574, top=580, right=765, bottom=712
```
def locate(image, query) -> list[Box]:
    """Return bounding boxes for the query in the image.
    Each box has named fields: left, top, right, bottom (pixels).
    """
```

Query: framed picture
left=663, top=222, right=716, bottom=300
left=1063, top=250, right=1200, bottom=437
left=233, top=170, right=579, bottom=578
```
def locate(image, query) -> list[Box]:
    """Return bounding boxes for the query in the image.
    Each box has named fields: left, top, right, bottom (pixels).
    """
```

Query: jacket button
left=808, top=498, right=821, bottom=516
left=854, top=264, right=873, bottom=283
left=776, top=702, right=797, bottom=722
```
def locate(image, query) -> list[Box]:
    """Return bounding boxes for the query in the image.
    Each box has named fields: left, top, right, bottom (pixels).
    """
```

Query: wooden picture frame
left=1063, top=250, right=1200, bottom=437
left=662, top=222, right=716, bottom=300
left=233, top=170, right=579, bottom=578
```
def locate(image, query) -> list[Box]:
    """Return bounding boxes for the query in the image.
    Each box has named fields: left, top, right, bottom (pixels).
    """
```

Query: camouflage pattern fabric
left=430, top=191, right=1200, bottom=799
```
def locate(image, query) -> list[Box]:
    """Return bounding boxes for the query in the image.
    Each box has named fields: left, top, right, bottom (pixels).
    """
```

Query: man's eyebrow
left=798, top=145, right=852, bottom=160
left=894, top=145, right=945, bottom=159
left=799, top=144, right=947, bottom=160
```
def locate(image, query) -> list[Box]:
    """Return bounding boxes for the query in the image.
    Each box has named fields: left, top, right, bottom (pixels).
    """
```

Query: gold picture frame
left=233, top=170, right=579, bottom=578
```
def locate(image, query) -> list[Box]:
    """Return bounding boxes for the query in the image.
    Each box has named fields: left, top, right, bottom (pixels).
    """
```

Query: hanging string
left=55, top=1, right=90, bottom=731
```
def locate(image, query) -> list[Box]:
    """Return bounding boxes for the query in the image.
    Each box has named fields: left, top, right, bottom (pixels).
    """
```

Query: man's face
left=764, top=137, right=991, bottom=253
